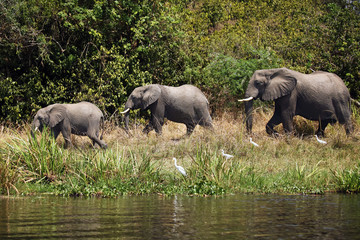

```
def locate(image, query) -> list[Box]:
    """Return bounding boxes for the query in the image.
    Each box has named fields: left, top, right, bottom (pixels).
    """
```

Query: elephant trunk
left=245, top=100, right=254, bottom=133
left=124, top=111, right=130, bottom=131
left=122, top=101, right=133, bottom=132
left=241, top=86, right=257, bottom=133
left=31, top=120, right=40, bottom=138
left=31, top=128, right=35, bottom=138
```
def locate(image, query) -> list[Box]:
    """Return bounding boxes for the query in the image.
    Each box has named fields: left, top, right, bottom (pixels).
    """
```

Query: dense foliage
left=0, top=0, right=359, bottom=122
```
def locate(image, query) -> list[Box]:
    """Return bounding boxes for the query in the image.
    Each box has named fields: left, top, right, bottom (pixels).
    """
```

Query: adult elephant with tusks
left=31, top=101, right=107, bottom=149
left=239, top=68, right=353, bottom=136
left=121, top=84, right=213, bottom=136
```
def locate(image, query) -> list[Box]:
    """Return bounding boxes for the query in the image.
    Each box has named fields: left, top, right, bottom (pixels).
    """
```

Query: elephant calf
left=31, top=101, right=107, bottom=149
left=122, top=84, right=213, bottom=135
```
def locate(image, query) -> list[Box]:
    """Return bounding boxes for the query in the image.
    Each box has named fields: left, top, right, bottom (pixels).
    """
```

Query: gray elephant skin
left=122, top=84, right=213, bottom=135
left=239, top=68, right=353, bottom=136
left=31, top=101, right=107, bottom=148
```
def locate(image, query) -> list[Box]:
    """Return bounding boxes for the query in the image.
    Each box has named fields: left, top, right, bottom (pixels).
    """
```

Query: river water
left=0, top=194, right=359, bottom=239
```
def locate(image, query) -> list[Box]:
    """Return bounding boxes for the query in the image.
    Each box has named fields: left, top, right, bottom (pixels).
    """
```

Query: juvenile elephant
left=121, top=84, right=213, bottom=135
left=239, top=68, right=353, bottom=136
left=31, top=101, right=107, bottom=148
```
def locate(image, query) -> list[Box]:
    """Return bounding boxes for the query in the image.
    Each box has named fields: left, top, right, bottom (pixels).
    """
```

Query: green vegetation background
left=1, top=0, right=359, bottom=122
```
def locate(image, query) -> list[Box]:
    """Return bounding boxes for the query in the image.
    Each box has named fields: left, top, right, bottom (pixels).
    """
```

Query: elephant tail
left=100, top=115, right=105, bottom=140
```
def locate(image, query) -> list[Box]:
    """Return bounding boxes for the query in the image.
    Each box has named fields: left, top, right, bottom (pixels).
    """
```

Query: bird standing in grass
left=250, top=137, right=259, bottom=147
left=315, top=135, right=327, bottom=144
left=221, top=149, right=234, bottom=160
left=173, top=158, right=187, bottom=177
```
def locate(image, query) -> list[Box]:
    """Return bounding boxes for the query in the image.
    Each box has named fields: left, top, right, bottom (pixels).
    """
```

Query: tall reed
left=5, top=129, right=66, bottom=183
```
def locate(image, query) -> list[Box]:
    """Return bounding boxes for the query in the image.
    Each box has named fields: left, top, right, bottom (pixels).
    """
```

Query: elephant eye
left=255, top=80, right=263, bottom=86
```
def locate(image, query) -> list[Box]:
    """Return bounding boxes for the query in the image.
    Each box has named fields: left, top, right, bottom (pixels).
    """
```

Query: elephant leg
left=281, top=113, right=294, bottom=134
left=202, top=121, right=214, bottom=131
left=345, top=120, right=353, bottom=135
left=88, top=134, right=107, bottom=149
left=278, top=95, right=295, bottom=134
left=146, top=106, right=164, bottom=135
left=316, top=119, right=333, bottom=137
left=60, top=121, right=73, bottom=148
left=51, top=127, right=61, bottom=140
left=143, top=117, right=163, bottom=135
left=61, top=130, right=72, bottom=148
left=152, top=115, right=163, bottom=135
left=86, top=122, right=108, bottom=149
left=333, top=102, right=353, bottom=135
left=199, top=115, right=213, bottom=130
left=266, top=114, right=282, bottom=135
left=143, top=123, right=154, bottom=134
left=95, top=130, right=100, bottom=144
left=185, top=123, right=196, bottom=136
left=266, top=103, right=283, bottom=135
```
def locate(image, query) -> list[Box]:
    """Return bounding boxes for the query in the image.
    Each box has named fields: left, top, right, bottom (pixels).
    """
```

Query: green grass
left=1, top=111, right=360, bottom=197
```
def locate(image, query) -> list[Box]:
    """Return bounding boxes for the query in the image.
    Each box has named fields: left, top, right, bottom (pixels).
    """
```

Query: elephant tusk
left=34, top=127, right=39, bottom=132
left=238, top=96, right=254, bottom=102
left=120, top=108, right=130, bottom=114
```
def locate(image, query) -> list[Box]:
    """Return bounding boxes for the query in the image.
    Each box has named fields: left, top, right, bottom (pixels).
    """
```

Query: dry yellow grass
left=96, top=110, right=360, bottom=176
left=1, top=109, right=359, bottom=195
left=2, top=110, right=359, bottom=167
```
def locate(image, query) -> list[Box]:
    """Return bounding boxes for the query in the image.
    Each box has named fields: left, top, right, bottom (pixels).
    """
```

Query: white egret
left=250, top=137, right=259, bottom=147
left=221, top=149, right=234, bottom=160
left=173, top=158, right=187, bottom=177
left=315, top=135, right=327, bottom=144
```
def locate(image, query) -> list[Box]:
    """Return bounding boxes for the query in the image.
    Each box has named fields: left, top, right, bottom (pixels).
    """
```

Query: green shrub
left=0, top=155, right=19, bottom=195
left=332, top=163, right=360, bottom=193
left=0, top=0, right=359, bottom=123
left=0, top=0, right=186, bottom=122
left=200, top=48, right=282, bottom=111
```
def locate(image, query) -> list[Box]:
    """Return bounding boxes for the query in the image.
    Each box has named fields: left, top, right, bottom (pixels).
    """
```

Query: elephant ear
left=48, top=105, right=66, bottom=128
left=262, top=68, right=297, bottom=101
left=142, top=85, right=161, bottom=109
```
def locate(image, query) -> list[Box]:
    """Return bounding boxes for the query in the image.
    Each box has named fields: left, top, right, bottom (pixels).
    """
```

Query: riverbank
left=1, top=111, right=359, bottom=197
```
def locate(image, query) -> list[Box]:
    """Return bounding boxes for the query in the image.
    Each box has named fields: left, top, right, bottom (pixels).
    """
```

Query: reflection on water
left=0, top=194, right=359, bottom=239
